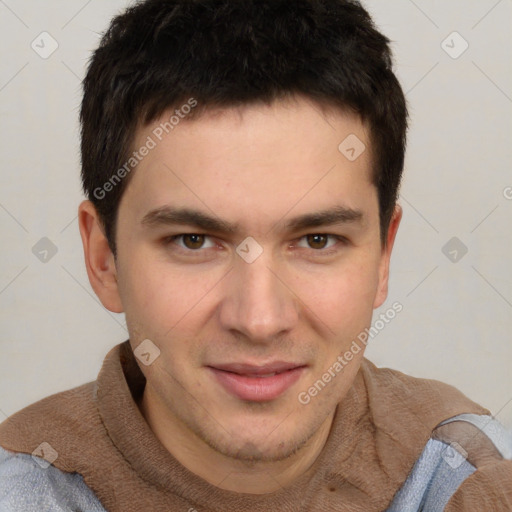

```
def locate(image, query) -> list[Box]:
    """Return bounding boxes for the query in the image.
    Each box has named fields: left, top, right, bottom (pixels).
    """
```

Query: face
left=84, top=96, right=400, bottom=463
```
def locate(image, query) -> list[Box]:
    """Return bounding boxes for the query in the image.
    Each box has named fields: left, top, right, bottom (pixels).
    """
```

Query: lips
left=212, top=361, right=302, bottom=376
left=208, top=361, right=306, bottom=402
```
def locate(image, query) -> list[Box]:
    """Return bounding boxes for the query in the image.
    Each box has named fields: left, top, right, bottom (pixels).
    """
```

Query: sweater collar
left=96, top=340, right=480, bottom=511
left=96, top=341, right=375, bottom=510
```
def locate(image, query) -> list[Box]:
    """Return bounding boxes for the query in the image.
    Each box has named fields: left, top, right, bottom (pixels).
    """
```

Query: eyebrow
left=141, top=205, right=364, bottom=234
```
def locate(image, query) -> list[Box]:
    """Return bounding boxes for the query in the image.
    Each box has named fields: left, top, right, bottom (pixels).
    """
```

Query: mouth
left=207, top=362, right=307, bottom=402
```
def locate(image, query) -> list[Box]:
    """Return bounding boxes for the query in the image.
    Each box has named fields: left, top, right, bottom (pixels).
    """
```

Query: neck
left=138, top=387, right=335, bottom=494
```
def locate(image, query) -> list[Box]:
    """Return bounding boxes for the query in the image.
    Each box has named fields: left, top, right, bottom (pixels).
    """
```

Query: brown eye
left=306, top=234, right=329, bottom=249
left=164, top=234, right=216, bottom=254
left=182, top=234, right=206, bottom=250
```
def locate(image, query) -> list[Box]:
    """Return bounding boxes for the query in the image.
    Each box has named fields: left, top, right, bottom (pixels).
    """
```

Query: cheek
left=119, top=260, right=165, bottom=324
left=119, top=251, right=222, bottom=341
left=289, top=254, right=381, bottom=333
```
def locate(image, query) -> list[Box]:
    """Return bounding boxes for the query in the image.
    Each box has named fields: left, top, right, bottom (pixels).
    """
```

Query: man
left=0, top=0, right=511, bottom=510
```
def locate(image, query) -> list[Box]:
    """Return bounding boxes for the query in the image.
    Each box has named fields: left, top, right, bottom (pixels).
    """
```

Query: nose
left=218, top=250, right=298, bottom=344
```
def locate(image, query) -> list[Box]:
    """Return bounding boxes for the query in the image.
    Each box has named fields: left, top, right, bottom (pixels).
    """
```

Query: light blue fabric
left=385, top=438, right=475, bottom=511
left=1, top=414, right=511, bottom=511
left=438, top=413, right=512, bottom=459
left=0, top=447, right=106, bottom=512
left=386, top=414, right=512, bottom=511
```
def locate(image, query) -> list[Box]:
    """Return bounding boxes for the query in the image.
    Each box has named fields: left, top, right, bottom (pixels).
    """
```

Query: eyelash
left=163, top=233, right=347, bottom=257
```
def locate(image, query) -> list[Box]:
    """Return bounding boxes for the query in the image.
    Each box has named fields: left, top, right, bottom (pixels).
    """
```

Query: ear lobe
left=78, top=200, right=124, bottom=313
left=373, top=204, right=402, bottom=309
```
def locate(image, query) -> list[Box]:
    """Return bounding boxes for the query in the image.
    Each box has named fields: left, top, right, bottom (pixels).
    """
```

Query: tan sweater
left=1, top=340, right=511, bottom=511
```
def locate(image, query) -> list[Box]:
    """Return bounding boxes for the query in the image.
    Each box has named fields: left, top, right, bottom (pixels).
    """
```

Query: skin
left=78, top=95, right=402, bottom=494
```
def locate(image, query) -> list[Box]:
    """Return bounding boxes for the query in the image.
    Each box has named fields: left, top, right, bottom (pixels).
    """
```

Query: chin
left=197, top=416, right=316, bottom=463
left=216, top=436, right=302, bottom=463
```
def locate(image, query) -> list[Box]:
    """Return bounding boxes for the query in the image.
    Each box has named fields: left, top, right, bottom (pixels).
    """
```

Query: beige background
left=0, top=0, right=511, bottom=428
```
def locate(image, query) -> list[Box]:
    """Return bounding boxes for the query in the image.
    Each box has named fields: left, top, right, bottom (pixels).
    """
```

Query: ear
left=78, top=200, right=124, bottom=313
left=373, top=204, right=402, bottom=309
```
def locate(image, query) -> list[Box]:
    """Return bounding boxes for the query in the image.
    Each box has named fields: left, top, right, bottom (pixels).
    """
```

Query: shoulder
left=358, top=361, right=511, bottom=509
left=0, top=380, right=102, bottom=458
left=0, top=445, right=106, bottom=511
left=360, top=358, right=485, bottom=406
left=0, top=380, right=98, bottom=436
left=0, top=381, right=111, bottom=510
left=359, top=358, right=490, bottom=423
left=387, top=414, right=512, bottom=511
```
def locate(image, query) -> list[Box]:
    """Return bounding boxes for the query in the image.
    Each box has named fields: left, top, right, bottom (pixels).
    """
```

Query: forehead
left=120, top=97, right=376, bottom=232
